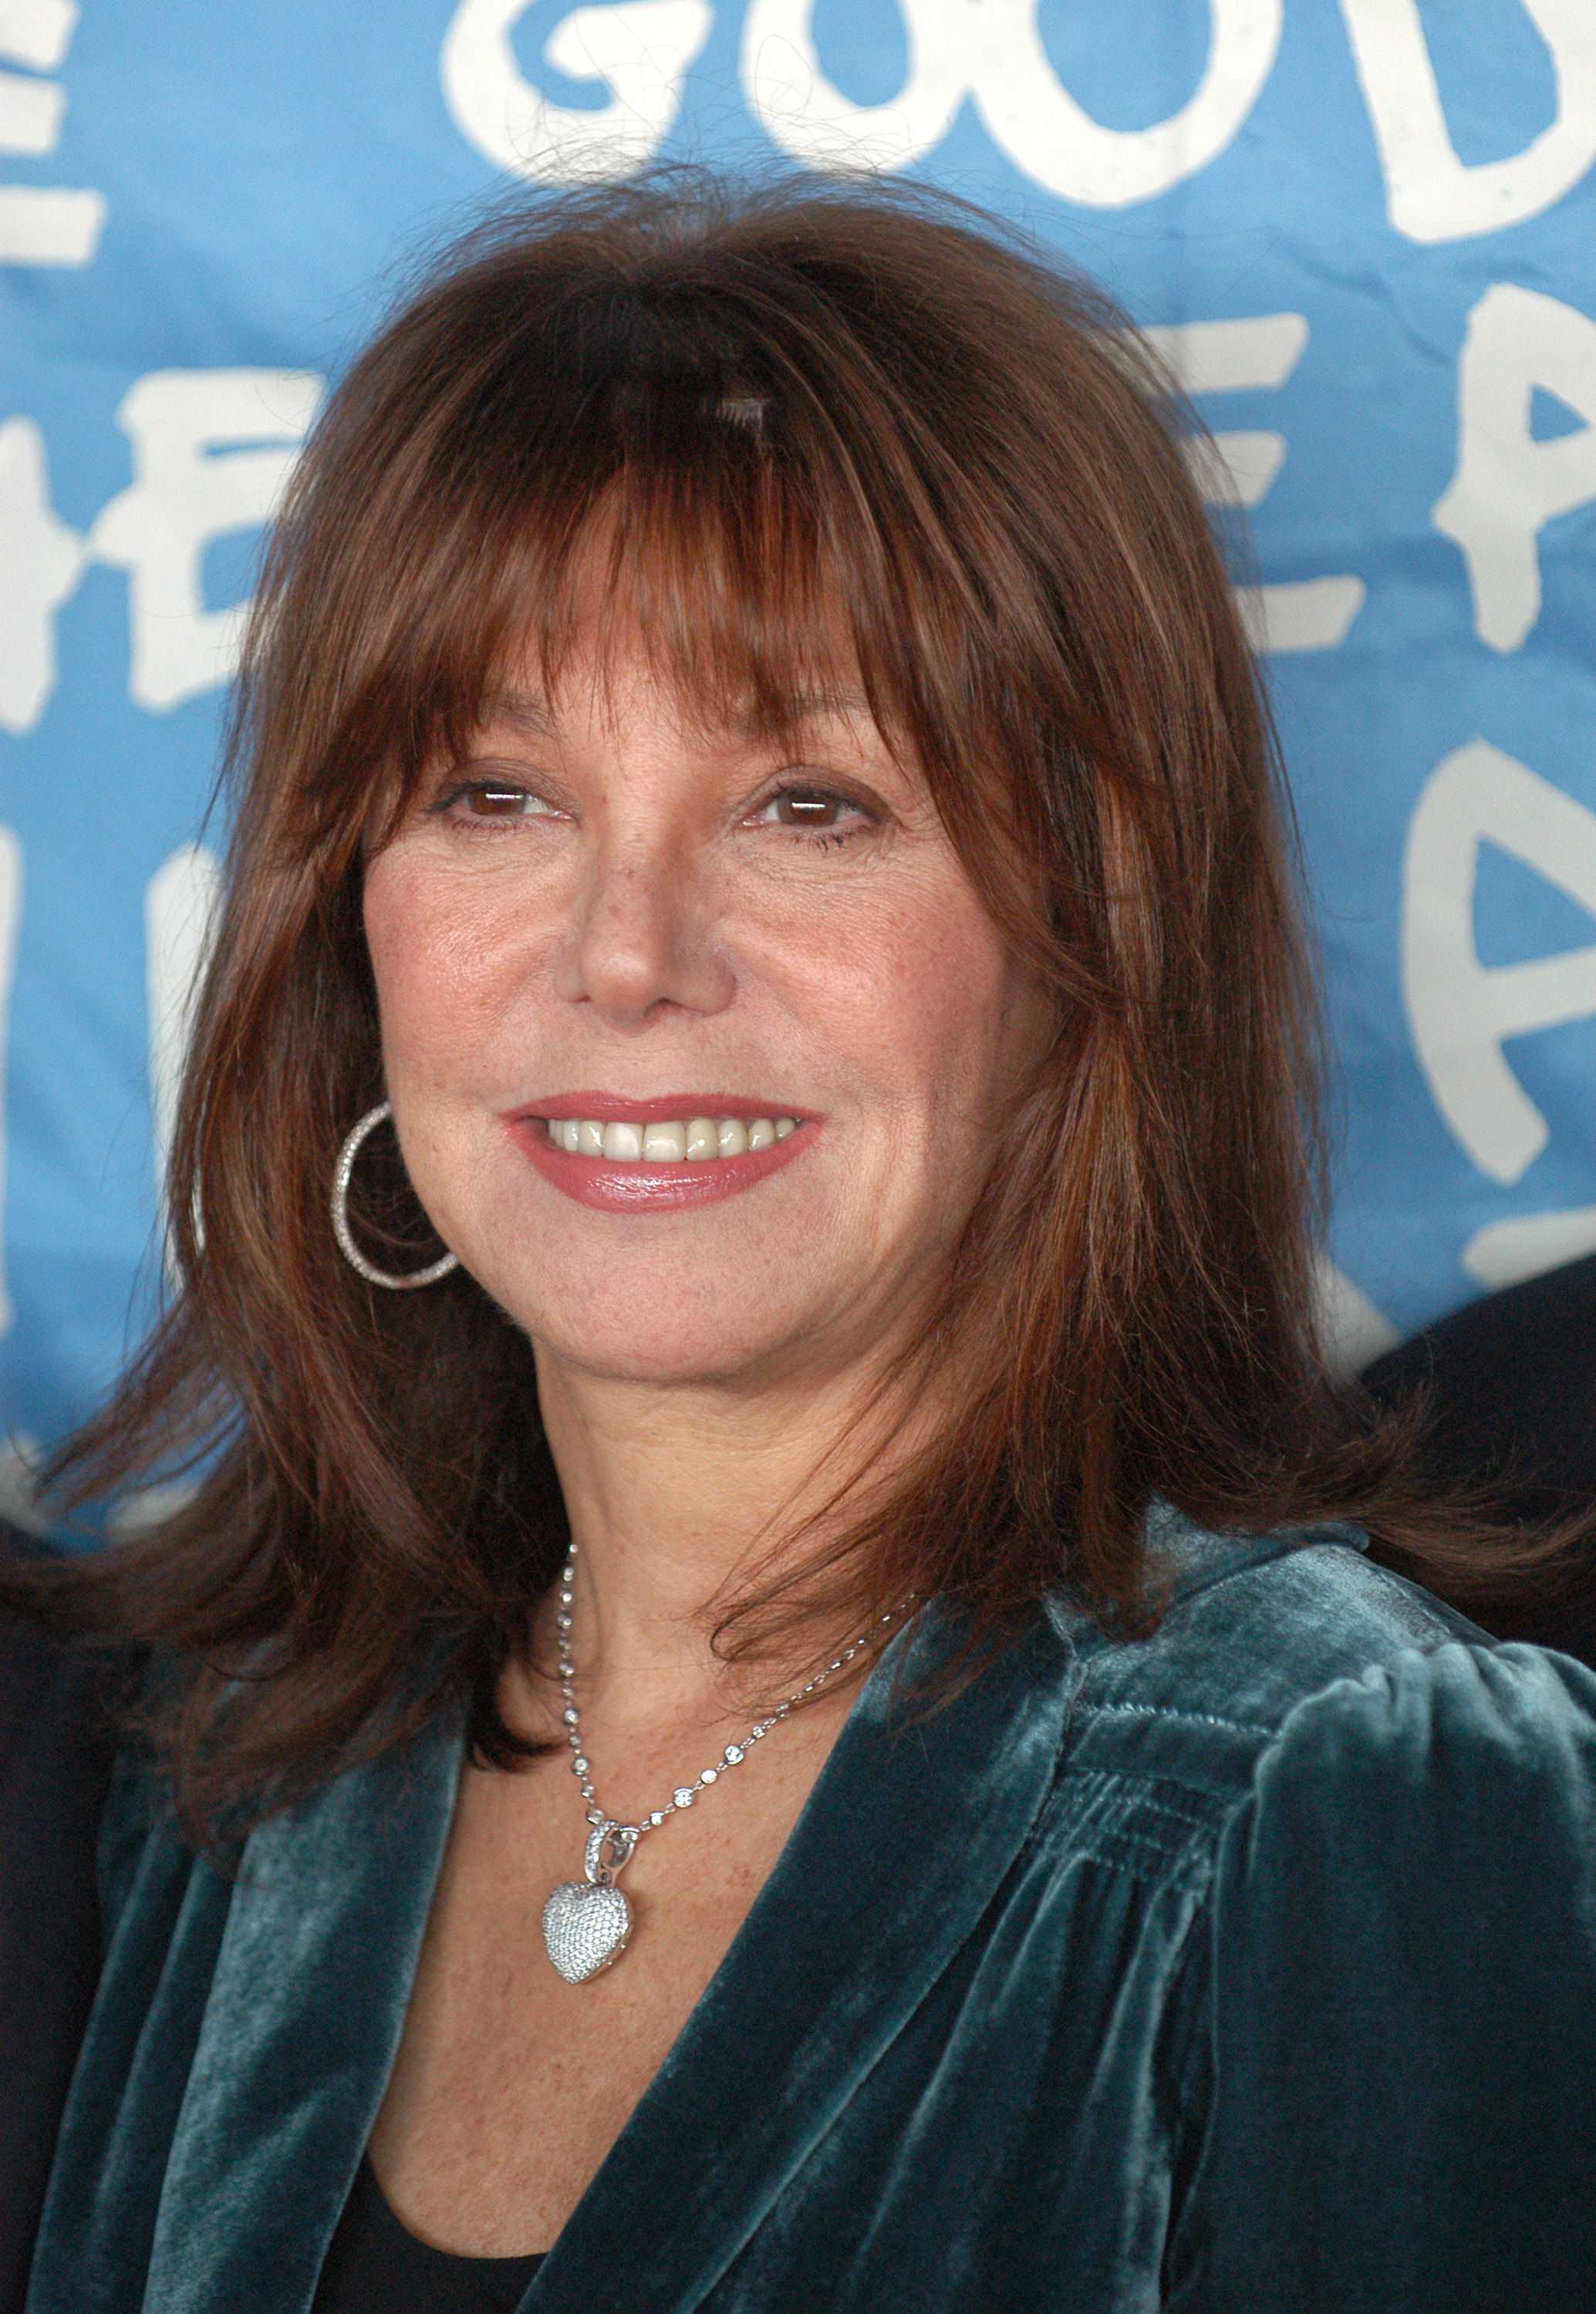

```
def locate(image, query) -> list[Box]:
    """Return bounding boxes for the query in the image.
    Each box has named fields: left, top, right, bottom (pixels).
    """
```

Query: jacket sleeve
left=1169, top=1639, right=1596, bottom=2312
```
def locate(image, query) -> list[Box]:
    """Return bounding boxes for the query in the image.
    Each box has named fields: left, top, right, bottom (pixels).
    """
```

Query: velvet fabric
left=26, top=1509, right=1596, bottom=2312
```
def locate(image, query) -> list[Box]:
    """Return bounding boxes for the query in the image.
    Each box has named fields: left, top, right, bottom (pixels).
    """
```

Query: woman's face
left=363, top=622, right=1041, bottom=1393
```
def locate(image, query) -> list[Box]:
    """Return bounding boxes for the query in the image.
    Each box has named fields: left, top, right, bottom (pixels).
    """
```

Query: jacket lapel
left=525, top=1606, right=1074, bottom=2314
left=60, top=1606, right=1071, bottom=2314
left=138, top=1710, right=461, bottom=2314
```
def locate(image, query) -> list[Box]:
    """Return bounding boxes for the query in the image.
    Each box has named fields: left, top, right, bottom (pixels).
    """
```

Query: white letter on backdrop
left=1341, top=0, right=1596, bottom=244
left=89, top=369, right=322, bottom=714
left=974, top=0, right=1281, bottom=207
left=1144, top=312, right=1307, bottom=505
left=1463, top=1203, right=1596, bottom=1290
left=1142, top=314, right=1365, bottom=652
left=442, top=0, right=712, bottom=181
left=145, top=843, right=221, bottom=1232
left=1433, top=283, right=1596, bottom=654
left=0, top=827, right=20, bottom=1337
left=744, top=0, right=1280, bottom=195
left=0, top=0, right=104, bottom=265
left=0, top=417, right=83, bottom=734
left=743, top=0, right=970, bottom=174
left=1402, top=740, right=1596, bottom=1183
left=0, top=0, right=77, bottom=72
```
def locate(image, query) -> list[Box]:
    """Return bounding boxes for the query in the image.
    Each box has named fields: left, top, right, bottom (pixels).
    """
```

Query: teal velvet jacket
left=26, top=1511, right=1596, bottom=2312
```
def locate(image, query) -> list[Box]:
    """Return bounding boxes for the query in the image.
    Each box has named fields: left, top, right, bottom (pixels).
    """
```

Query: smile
left=508, top=1101, right=815, bottom=1213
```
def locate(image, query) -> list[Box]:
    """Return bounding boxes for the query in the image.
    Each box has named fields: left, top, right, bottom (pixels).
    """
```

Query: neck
left=529, top=1348, right=909, bottom=1709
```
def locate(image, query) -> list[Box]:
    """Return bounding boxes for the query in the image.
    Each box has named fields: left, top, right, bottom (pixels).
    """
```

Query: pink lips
left=505, top=1100, right=816, bottom=1213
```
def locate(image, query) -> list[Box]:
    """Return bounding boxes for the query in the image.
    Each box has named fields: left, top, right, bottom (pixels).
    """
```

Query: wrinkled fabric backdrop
left=2, top=0, right=1595, bottom=1535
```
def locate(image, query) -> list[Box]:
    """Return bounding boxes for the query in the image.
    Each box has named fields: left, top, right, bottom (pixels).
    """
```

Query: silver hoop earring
left=331, top=1101, right=460, bottom=1291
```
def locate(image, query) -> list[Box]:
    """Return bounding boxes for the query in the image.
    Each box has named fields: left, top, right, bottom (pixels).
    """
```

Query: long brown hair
left=23, top=170, right=1590, bottom=1829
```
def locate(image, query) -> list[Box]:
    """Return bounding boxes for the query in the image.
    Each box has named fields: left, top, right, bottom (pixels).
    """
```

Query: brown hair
left=25, top=170, right=1591, bottom=1828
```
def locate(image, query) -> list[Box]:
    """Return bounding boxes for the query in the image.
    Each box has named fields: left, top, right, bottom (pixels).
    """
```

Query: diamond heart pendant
left=542, top=1819, right=639, bottom=1985
left=542, top=1877, right=632, bottom=1983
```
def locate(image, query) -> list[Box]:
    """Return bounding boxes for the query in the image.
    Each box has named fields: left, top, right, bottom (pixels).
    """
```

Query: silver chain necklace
left=541, top=1540, right=903, bottom=1984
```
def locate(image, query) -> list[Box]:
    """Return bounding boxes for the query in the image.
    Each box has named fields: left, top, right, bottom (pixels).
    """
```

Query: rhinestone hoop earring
left=331, top=1101, right=459, bottom=1290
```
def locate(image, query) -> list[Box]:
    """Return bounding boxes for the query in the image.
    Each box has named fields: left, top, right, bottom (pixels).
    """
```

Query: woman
left=8, top=174, right=1596, bottom=2312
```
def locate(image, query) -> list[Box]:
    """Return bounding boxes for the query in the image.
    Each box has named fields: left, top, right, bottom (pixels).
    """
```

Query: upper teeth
left=545, top=1115, right=799, bottom=1161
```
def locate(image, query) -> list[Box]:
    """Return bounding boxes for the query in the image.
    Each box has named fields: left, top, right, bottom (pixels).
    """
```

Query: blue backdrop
left=5, top=0, right=1596, bottom=1530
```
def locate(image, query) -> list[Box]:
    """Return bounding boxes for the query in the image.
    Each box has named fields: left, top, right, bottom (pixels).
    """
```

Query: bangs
left=277, top=240, right=1038, bottom=869
left=488, top=424, right=906, bottom=760
left=427, top=384, right=960, bottom=815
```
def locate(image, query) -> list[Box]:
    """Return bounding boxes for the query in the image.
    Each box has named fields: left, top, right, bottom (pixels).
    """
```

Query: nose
left=552, top=830, right=736, bottom=1027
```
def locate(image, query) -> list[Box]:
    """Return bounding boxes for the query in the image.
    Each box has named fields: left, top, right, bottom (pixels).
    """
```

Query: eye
left=747, top=784, right=875, bottom=836
left=434, top=781, right=562, bottom=823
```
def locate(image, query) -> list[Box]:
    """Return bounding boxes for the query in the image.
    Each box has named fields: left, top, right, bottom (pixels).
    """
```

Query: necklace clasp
left=583, top=1819, right=639, bottom=1886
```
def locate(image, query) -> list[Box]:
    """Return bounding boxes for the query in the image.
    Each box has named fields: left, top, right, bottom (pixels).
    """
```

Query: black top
left=312, top=2155, right=544, bottom=2312
left=1363, top=1250, right=1596, bottom=1666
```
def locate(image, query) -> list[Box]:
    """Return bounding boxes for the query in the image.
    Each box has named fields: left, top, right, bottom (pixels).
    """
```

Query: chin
left=522, top=1310, right=818, bottom=1389
left=482, top=1239, right=865, bottom=1383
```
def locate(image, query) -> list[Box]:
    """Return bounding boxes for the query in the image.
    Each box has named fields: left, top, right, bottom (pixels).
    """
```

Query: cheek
left=823, top=876, right=1017, bottom=1104
left=363, top=851, right=538, bottom=1083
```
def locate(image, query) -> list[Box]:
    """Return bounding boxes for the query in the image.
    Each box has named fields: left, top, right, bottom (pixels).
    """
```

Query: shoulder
left=1050, top=1509, right=1486, bottom=1774
left=1038, top=1506, right=1596, bottom=1854
left=1072, top=1519, right=1596, bottom=2296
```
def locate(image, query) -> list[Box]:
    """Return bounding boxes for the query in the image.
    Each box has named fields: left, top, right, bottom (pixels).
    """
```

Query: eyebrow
left=774, top=689, right=874, bottom=724
left=476, top=690, right=555, bottom=737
